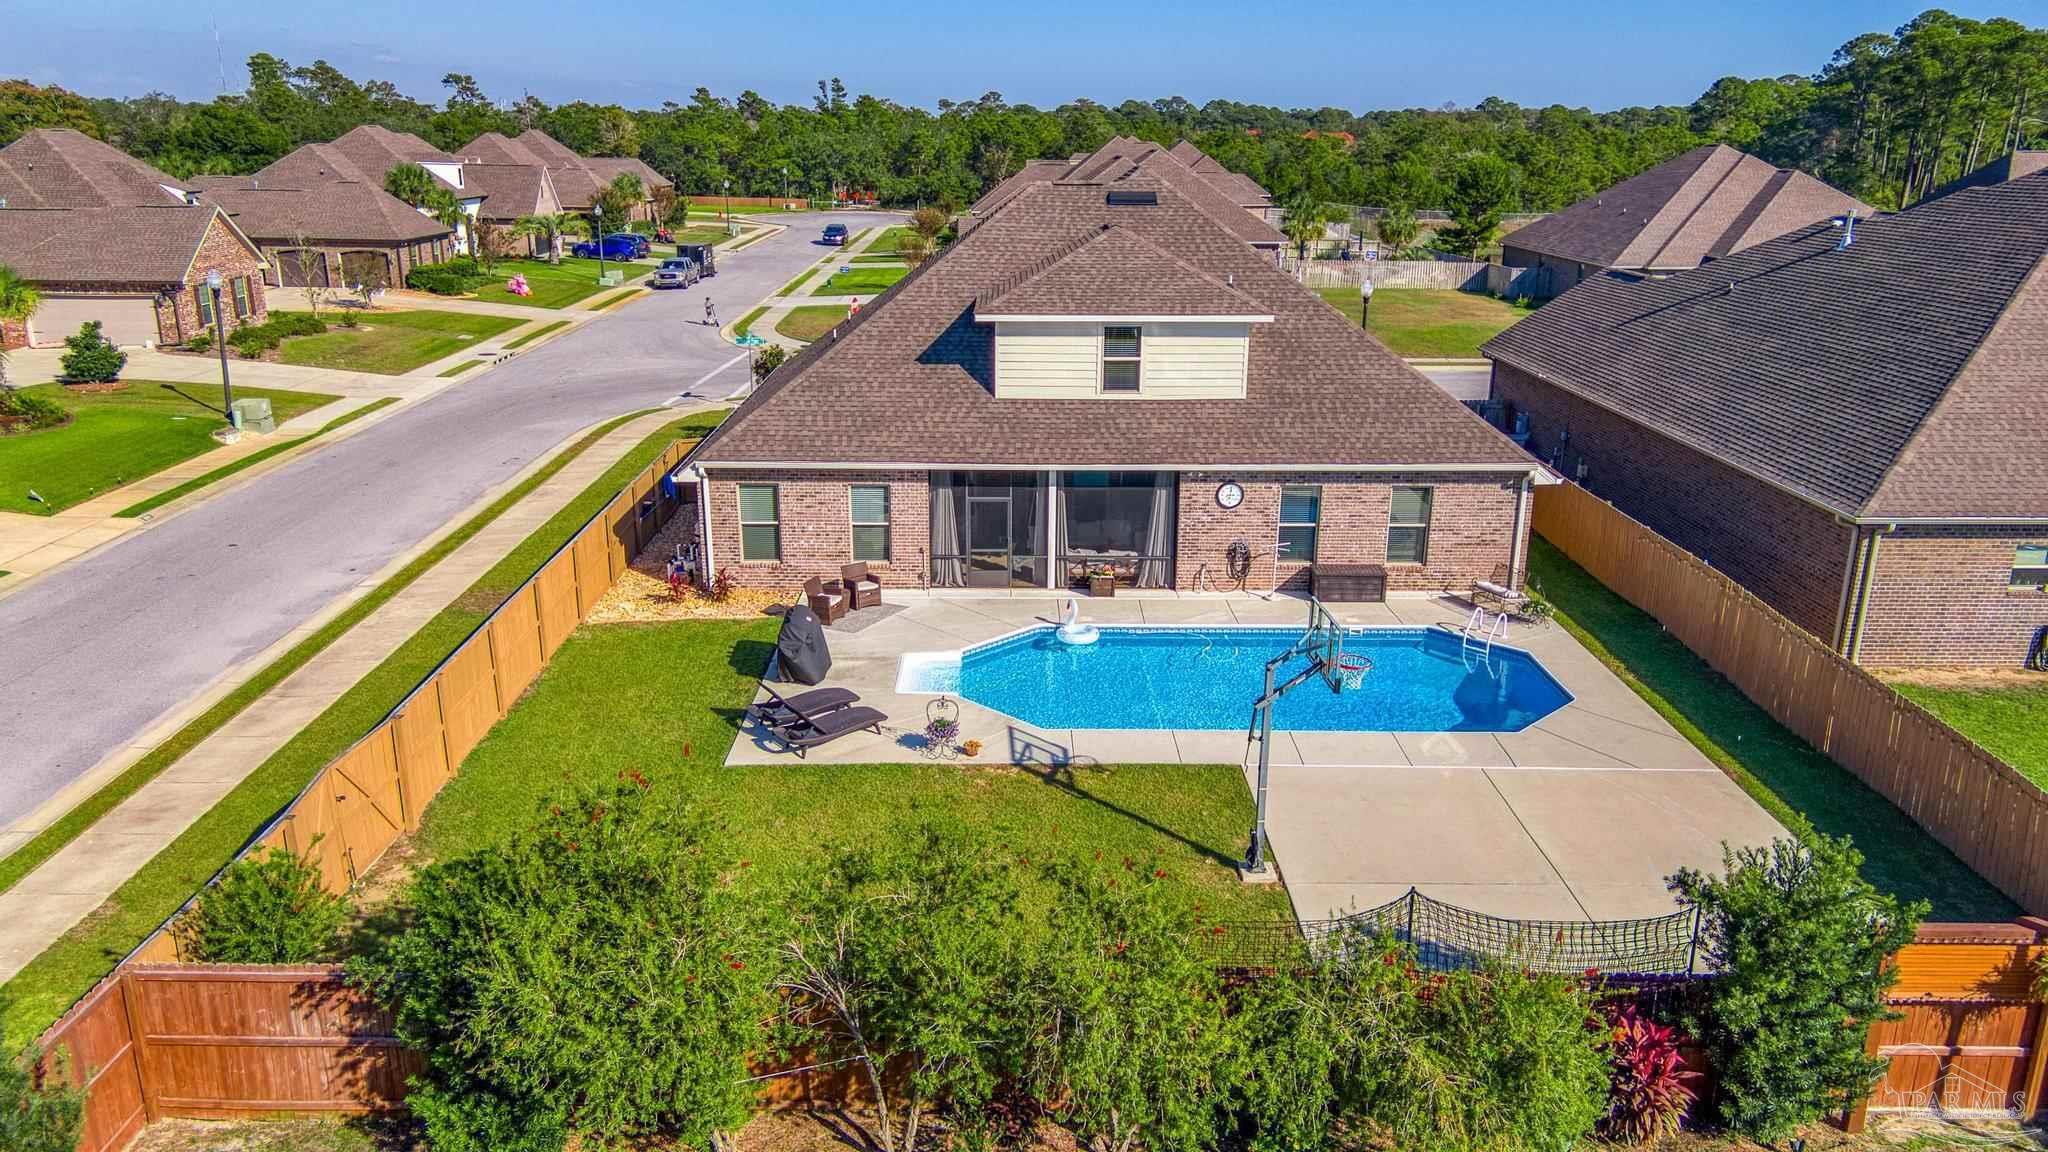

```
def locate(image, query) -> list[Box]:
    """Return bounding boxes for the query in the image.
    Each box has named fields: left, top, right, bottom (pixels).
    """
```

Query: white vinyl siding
left=737, top=484, right=780, bottom=561
left=851, top=484, right=890, bottom=562
left=994, top=321, right=1250, bottom=399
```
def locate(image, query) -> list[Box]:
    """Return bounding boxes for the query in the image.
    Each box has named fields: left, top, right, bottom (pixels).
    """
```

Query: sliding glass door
left=1057, top=472, right=1177, bottom=589
left=930, top=472, right=1046, bottom=587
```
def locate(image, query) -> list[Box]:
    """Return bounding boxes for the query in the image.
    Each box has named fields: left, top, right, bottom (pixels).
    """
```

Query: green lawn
left=863, top=225, right=913, bottom=254
left=851, top=253, right=908, bottom=264
left=504, top=319, right=570, bottom=350
left=775, top=304, right=850, bottom=343
left=735, top=306, right=767, bottom=336
left=587, top=288, right=645, bottom=311
left=1529, top=537, right=2016, bottom=920
left=671, top=226, right=733, bottom=247
left=0, top=410, right=726, bottom=1045
left=776, top=266, right=823, bottom=297
left=470, top=258, right=642, bottom=309
left=273, top=311, right=522, bottom=376
left=409, top=619, right=1290, bottom=927
left=815, top=265, right=909, bottom=296
left=1314, top=287, right=1528, bottom=358
left=1892, top=678, right=2048, bottom=789
left=0, top=382, right=339, bottom=515
left=436, top=360, right=483, bottom=378
left=116, top=398, right=399, bottom=519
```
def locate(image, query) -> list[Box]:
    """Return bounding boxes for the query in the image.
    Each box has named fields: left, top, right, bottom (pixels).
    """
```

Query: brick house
left=1485, top=167, right=2048, bottom=668
left=457, top=130, right=670, bottom=221
left=1500, top=145, right=1871, bottom=299
left=252, top=126, right=486, bottom=256
left=193, top=178, right=456, bottom=291
left=683, top=139, right=1544, bottom=599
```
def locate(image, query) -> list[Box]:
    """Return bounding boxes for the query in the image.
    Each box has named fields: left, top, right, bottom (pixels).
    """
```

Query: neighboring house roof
left=457, top=130, right=658, bottom=212
left=1921, top=150, right=2048, bottom=203
left=968, top=159, right=1071, bottom=216
left=0, top=128, right=189, bottom=209
left=695, top=177, right=1527, bottom=471
left=1503, top=144, right=1871, bottom=272
left=969, top=138, right=1285, bottom=248
left=975, top=224, right=1272, bottom=319
left=460, top=162, right=561, bottom=221
left=254, top=125, right=457, bottom=193
left=1483, top=170, right=2048, bottom=521
left=585, top=155, right=671, bottom=192
left=1173, top=139, right=1271, bottom=205
left=200, top=181, right=452, bottom=244
left=0, top=204, right=254, bottom=283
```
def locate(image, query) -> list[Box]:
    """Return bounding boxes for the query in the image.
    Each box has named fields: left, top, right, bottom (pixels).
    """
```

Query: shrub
left=782, top=819, right=1042, bottom=1152
left=1669, top=834, right=1924, bottom=1142
left=1600, top=1002, right=1699, bottom=1143
left=351, top=778, right=770, bottom=1152
left=338, top=310, right=360, bottom=329
left=177, top=844, right=348, bottom=963
left=405, top=258, right=491, bottom=296
left=222, top=312, right=328, bottom=357
left=0, top=388, right=67, bottom=432
left=58, top=321, right=124, bottom=382
left=184, top=331, right=212, bottom=354
left=751, top=342, right=786, bottom=384
left=0, top=1027, right=84, bottom=1152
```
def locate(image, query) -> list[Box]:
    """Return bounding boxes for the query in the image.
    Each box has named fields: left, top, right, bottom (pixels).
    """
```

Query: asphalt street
left=0, top=211, right=895, bottom=827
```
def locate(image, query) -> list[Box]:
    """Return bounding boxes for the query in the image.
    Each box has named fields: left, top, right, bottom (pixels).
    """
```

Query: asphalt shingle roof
left=0, top=204, right=235, bottom=282
left=460, top=163, right=559, bottom=221
left=200, top=181, right=452, bottom=244
left=698, top=178, right=1528, bottom=472
left=254, top=126, right=456, bottom=192
left=1504, top=145, right=1870, bottom=272
left=1484, top=170, right=2048, bottom=520
left=976, top=225, right=1271, bottom=318
left=0, top=129, right=189, bottom=209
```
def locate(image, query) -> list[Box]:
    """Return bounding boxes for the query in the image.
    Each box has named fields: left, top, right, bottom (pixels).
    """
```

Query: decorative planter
left=1089, top=574, right=1115, bottom=597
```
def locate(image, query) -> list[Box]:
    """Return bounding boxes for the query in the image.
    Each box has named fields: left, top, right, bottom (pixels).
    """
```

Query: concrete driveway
left=0, top=211, right=900, bottom=829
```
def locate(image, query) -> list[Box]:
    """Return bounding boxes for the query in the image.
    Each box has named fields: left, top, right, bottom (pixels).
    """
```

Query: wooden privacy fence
left=1533, top=481, right=2048, bottom=914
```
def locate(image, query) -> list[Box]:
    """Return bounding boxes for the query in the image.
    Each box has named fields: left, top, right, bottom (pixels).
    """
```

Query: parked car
left=822, top=223, right=849, bottom=246
left=677, top=242, right=717, bottom=277
left=651, top=258, right=700, bottom=289
left=571, top=234, right=641, bottom=261
left=605, top=231, right=651, bottom=258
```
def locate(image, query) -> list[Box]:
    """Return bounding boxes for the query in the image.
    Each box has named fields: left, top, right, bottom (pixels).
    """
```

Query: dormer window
left=1102, top=326, right=1141, bottom=392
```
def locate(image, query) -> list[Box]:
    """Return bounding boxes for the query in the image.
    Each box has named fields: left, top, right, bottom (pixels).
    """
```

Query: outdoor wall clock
left=1215, top=481, right=1245, bottom=509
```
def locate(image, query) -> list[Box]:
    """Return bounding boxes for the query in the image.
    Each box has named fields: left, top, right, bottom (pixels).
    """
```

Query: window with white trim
left=232, top=277, right=251, bottom=319
left=738, top=484, right=780, bottom=561
left=195, top=285, right=215, bottom=328
left=2013, top=544, right=2048, bottom=590
left=851, top=484, right=890, bottom=562
left=1387, top=486, right=1433, bottom=564
left=1278, top=485, right=1319, bottom=562
left=1101, top=325, right=1141, bottom=392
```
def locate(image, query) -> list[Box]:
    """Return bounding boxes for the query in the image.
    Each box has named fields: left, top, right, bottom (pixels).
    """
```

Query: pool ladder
left=1460, top=606, right=1508, bottom=657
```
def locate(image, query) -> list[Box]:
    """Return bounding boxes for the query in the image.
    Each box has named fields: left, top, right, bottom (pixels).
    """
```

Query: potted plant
left=1088, top=563, right=1115, bottom=598
left=923, top=697, right=961, bottom=759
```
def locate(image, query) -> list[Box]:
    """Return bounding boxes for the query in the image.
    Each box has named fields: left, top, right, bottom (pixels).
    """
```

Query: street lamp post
left=723, top=178, right=735, bottom=238
left=204, top=270, right=237, bottom=433
left=781, top=166, right=789, bottom=203
left=593, top=205, right=606, bottom=283
left=1359, top=278, right=1375, bottom=332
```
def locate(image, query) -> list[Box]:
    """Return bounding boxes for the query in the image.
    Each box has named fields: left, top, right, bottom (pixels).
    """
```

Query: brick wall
left=164, top=216, right=270, bottom=344
left=1175, top=471, right=1523, bottom=595
left=1491, top=360, right=1854, bottom=640
left=707, top=469, right=928, bottom=593
left=0, top=316, right=22, bottom=351
left=1858, top=525, right=2048, bottom=667
left=260, top=242, right=442, bottom=289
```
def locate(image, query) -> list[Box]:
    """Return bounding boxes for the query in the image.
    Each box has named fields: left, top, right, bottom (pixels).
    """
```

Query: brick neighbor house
left=192, top=178, right=456, bottom=291
left=1500, top=144, right=1872, bottom=299
left=1484, top=166, right=2048, bottom=668
left=0, top=129, right=267, bottom=348
left=457, top=130, right=669, bottom=222
left=681, top=140, right=1545, bottom=599
left=252, top=126, right=485, bottom=257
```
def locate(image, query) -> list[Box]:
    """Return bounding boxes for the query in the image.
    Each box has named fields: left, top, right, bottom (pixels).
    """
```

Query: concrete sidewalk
left=722, top=223, right=897, bottom=351
left=0, top=408, right=694, bottom=981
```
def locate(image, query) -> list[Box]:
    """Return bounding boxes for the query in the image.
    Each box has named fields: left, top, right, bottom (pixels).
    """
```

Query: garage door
left=277, top=249, right=330, bottom=288
left=28, top=294, right=159, bottom=348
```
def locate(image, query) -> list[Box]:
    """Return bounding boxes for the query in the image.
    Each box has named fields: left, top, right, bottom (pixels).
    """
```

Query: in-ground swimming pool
left=930, top=626, right=1570, bottom=732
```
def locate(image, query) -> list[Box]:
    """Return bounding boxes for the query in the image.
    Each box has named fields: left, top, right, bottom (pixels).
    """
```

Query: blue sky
left=5, top=1, right=2042, bottom=111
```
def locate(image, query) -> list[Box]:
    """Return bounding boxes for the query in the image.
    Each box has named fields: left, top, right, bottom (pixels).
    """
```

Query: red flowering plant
left=1600, top=1001, right=1700, bottom=1143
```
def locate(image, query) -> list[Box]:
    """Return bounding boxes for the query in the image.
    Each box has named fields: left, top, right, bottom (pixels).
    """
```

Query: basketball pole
left=1245, top=645, right=1329, bottom=877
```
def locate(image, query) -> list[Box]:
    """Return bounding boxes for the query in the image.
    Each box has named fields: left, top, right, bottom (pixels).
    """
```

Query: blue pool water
left=956, top=627, right=1570, bottom=732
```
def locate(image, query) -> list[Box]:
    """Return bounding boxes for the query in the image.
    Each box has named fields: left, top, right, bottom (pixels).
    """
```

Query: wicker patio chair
left=840, top=562, right=883, bottom=610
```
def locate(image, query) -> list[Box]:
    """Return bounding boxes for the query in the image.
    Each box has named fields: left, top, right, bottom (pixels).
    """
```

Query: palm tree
left=513, top=213, right=576, bottom=264
left=383, top=162, right=438, bottom=208
left=0, top=263, right=40, bottom=394
left=1281, top=194, right=1332, bottom=263
left=423, top=186, right=473, bottom=261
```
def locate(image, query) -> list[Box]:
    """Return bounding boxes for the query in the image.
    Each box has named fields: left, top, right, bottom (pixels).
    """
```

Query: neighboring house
left=0, top=128, right=268, bottom=349
left=0, top=204, right=268, bottom=348
left=1484, top=171, right=2048, bottom=668
left=458, top=163, right=564, bottom=255
left=1169, top=140, right=1275, bottom=222
left=1920, top=150, right=2048, bottom=202
left=964, top=137, right=1287, bottom=255
left=681, top=141, right=1544, bottom=598
left=190, top=178, right=457, bottom=290
left=253, top=126, right=485, bottom=254
left=457, top=130, right=668, bottom=221
left=1501, top=144, right=1871, bottom=299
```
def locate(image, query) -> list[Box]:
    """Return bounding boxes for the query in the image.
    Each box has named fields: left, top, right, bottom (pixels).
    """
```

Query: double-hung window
left=2013, top=544, right=2048, bottom=590
left=1387, top=486, right=1433, bottom=564
left=195, top=285, right=215, bottom=328
left=232, top=277, right=251, bottom=319
left=1101, top=325, right=1141, bottom=392
left=738, top=484, right=781, bottom=561
left=1278, top=485, right=1320, bottom=562
left=851, top=484, right=890, bottom=562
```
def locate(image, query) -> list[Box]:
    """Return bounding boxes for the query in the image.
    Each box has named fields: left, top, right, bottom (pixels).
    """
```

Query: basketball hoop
left=1333, top=652, right=1371, bottom=692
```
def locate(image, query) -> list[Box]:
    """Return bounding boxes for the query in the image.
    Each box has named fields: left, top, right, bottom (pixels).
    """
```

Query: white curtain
left=929, top=476, right=966, bottom=587
left=1137, top=476, right=1176, bottom=588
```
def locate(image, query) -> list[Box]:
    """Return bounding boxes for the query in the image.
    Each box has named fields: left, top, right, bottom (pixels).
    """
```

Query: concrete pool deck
left=727, top=590, right=1785, bottom=926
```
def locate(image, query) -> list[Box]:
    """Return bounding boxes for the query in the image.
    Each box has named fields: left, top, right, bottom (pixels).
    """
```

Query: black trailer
left=677, top=242, right=717, bottom=277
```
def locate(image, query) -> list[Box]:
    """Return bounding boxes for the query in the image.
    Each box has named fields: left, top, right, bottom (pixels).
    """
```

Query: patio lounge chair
left=748, top=684, right=861, bottom=729
left=1469, top=564, right=1529, bottom=614
left=841, top=562, right=883, bottom=610
left=804, top=576, right=848, bottom=624
left=769, top=694, right=888, bottom=758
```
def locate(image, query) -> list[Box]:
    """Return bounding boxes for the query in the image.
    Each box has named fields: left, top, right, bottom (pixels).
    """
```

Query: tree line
left=0, top=8, right=2040, bottom=215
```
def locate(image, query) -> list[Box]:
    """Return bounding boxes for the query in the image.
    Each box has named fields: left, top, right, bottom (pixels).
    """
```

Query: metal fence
left=1204, top=887, right=1703, bottom=976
